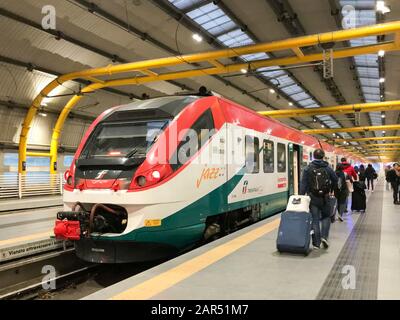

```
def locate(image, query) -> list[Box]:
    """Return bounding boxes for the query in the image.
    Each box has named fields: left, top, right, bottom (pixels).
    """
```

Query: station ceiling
left=0, top=0, right=399, bottom=157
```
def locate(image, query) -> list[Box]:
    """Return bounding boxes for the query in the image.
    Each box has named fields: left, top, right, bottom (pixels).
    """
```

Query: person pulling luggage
left=300, top=149, right=338, bottom=250
left=334, top=164, right=348, bottom=222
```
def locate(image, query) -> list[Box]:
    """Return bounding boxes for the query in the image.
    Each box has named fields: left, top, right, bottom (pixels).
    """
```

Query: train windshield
left=79, top=96, right=200, bottom=159
left=79, top=119, right=170, bottom=158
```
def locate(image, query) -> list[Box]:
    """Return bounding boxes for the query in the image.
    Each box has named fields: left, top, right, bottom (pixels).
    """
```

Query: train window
left=171, top=109, right=215, bottom=171
left=277, top=143, right=286, bottom=172
left=263, top=140, right=274, bottom=173
left=245, top=136, right=259, bottom=174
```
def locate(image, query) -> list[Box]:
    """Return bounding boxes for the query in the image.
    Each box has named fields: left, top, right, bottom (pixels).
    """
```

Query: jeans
left=367, top=178, right=374, bottom=191
left=310, top=196, right=331, bottom=247
left=337, top=202, right=346, bottom=217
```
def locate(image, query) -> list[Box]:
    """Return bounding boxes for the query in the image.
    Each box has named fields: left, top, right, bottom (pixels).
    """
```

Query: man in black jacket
left=387, top=163, right=400, bottom=204
left=300, top=149, right=338, bottom=250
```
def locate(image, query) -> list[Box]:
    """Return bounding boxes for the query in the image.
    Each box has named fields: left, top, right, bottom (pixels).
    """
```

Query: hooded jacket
left=341, top=161, right=358, bottom=180
left=300, top=159, right=338, bottom=196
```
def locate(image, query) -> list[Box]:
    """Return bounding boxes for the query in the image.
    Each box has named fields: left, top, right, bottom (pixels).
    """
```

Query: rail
left=0, top=173, right=64, bottom=199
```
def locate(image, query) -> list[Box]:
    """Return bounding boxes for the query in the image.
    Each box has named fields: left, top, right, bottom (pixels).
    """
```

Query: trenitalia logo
left=242, top=180, right=248, bottom=194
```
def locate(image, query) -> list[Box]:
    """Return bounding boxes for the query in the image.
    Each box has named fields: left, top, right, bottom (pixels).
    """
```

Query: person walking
left=300, top=149, right=338, bottom=250
left=385, top=165, right=392, bottom=191
left=334, top=163, right=349, bottom=222
left=365, top=163, right=377, bottom=192
left=341, top=158, right=358, bottom=213
left=358, top=164, right=366, bottom=182
left=387, top=163, right=400, bottom=204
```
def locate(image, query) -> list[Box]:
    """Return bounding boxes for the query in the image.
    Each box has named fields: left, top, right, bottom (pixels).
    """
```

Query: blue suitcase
left=276, top=210, right=312, bottom=255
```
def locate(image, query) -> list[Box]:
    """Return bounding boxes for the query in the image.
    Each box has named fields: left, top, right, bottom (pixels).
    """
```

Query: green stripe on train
left=100, top=173, right=288, bottom=248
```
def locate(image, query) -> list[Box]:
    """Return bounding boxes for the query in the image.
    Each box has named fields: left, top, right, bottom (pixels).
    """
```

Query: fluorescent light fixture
left=192, top=33, right=203, bottom=42
left=379, top=77, right=385, bottom=83
left=378, top=50, right=385, bottom=57
left=376, top=1, right=391, bottom=14
left=38, top=112, right=47, bottom=117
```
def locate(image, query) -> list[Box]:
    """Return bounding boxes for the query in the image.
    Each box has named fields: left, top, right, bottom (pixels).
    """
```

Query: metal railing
left=0, top=173, right=64, bottom=199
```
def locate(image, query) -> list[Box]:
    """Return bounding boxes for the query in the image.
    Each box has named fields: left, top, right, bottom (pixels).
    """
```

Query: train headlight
left=136, top=175, right=147, bottom=187
left=151, top=170, right=161, bottom=180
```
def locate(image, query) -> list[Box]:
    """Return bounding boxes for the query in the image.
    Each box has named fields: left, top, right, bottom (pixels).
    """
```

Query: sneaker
left=321, top=238, right=329, bottom=249
left=338, top=215, right=344, bottom=222
left=313, top=245, right=320, bottom=250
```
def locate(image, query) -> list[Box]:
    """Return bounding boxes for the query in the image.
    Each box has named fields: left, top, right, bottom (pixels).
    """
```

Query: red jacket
left=342, top=162, right=358, bottom=180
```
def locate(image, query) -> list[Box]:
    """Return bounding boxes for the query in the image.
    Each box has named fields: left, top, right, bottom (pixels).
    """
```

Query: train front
left=54, top=96, right=205, bottom=263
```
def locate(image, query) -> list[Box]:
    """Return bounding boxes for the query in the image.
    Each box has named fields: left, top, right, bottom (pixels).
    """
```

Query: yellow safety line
left=0, top=230, right=52, bottom=247
left=111, top=218, right=280, bottom=300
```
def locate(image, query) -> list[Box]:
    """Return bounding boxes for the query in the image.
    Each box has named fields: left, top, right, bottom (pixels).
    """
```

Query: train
left=54, top=95, right=363, bottom=263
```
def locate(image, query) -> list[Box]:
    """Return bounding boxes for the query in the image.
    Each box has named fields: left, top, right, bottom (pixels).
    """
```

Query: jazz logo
left=242, top=180, right=249, bottom=194
left=196, top=168, right=221, bottom=188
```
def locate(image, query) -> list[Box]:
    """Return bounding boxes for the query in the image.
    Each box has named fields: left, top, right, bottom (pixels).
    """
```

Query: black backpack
left=308, top=164, right=331, bottom=196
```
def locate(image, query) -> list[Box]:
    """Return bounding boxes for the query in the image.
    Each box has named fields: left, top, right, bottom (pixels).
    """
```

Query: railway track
left=0, top=247, right=165, bottom=300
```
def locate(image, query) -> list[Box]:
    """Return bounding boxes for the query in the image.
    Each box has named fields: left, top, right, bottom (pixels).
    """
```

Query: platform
left=0, top=196, right=62, bottom=212
left=0, top=206, right=63, bottom=262
left=84, top=180, right=400, bottom=300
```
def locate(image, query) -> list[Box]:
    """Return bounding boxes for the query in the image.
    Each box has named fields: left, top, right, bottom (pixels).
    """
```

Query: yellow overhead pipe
left=258, top=101, right=400, bottom=118
left=49, top=84, right=101, bottom=173
left=332, top=136, right=400, bottom=143
left=46, top=42, right=398, bottom=173
left=303, top=124, right=400, bottom=135
left=26, top=152, right=51, bottom=157
left=343, top=143, right=400, bottom=148
left=19, top=21, right=400, bottom=173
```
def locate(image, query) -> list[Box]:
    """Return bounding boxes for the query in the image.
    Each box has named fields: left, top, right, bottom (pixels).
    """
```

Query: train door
left=288, top=143, right=302, bottom=196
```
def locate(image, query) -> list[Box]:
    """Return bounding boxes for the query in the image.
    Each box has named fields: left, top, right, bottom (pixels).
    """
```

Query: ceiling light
left=240, top=69, right=247, bottom=74
left=269, top=89, right=275, bottom=94
left=378, top=50, right=385, bottom=57
left=321, top=124, right=325, bottom=128
left=192, top=33, right=203, bottom=42
left=38, top=112, right=47, bottom=117
left=376, top=1, right=391, bottom=14
left=379, top=77, right=385, bottom=83
left=381, top=114, right=386, bottom=118
left=382, top=131, right=386, bottom=134
left=288, top=102, right=293, bottom=106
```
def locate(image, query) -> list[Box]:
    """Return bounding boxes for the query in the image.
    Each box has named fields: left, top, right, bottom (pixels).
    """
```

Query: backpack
left=308, top=164, right=331, bottom=196
left=337, top=172, right=347, bottom=192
